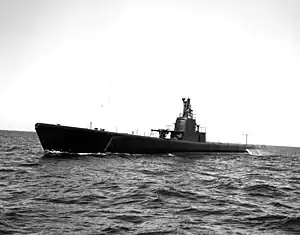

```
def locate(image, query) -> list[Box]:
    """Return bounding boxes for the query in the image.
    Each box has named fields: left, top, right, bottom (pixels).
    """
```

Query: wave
left=18, top=163, right=40, bottom=167
left=214, top=178, right=240, bottom=190
left=269, top=201, right=294, bottom=209
left=39, top=192, right=108, bottom=205
left=0, top=167, right=30, bottom=174
left=243, top=184, right=286, bottom=197
left=242, top=214, right=300, bottom=232
left=246, top=149, right=263, bottom=156
left=2, top=145, right=23, bottom=152
left=43, top=150, right=108, bottom=156
left=110, top=214, right=145, bottom=224
left=101, top=225, right=131, bottom=234
left=0, top=168, right=16, bottom=172
left=246, top=148, right=279, bottom=157
left=138, top=169, right=167, bottom=176
left=280, top=216, right=300, bottom=232
left=177, top=207, right=227, bottom=216
left=0, top=220, right=24, bottom=234
left=135, top=230, right=174, bottom=235
left=153, top=186, right=206, bottom=201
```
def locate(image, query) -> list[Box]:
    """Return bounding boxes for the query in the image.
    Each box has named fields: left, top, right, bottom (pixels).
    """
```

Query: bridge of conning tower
left=171, top=98, right=206, bottom=142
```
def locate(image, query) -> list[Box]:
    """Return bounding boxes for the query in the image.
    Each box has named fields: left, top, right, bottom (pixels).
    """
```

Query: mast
left=182, top=98, right=193, bottom=119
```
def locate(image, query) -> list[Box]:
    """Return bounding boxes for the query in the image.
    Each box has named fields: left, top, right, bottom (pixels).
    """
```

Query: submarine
left=35, top=98, right=254, bottom=154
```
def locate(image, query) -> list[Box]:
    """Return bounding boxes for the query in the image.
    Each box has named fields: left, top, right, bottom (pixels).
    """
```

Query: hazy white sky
left=1, top=0, right=300, bottom=146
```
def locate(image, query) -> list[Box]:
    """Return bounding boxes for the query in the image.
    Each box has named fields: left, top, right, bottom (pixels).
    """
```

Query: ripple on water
left=0, top=131, right=300, bottom=234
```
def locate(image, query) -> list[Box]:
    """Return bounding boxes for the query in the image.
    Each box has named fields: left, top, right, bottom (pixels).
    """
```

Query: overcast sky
left=1, top=0, right=300, bottom=146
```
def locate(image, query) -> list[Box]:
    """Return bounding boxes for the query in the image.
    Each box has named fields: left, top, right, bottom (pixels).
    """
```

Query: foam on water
left=246, top=148, right=263, bottom=156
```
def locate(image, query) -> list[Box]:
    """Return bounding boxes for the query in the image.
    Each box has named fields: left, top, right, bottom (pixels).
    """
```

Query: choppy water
left=0, top=130, right=299, bottom=235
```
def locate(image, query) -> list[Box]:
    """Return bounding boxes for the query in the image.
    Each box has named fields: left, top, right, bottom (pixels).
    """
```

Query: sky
left=1, top=0, right=300, bottom=146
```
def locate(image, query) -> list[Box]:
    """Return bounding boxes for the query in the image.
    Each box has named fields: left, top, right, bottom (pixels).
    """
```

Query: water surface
left=0, top=130, right=299, bottom=234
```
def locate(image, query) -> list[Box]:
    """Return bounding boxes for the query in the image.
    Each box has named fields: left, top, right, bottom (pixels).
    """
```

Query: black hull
left=35, top=123, right=251, bottom=154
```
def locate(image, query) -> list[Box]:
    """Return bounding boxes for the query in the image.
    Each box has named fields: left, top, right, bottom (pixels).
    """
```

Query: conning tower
left=171, top=98, right=206, bottom=142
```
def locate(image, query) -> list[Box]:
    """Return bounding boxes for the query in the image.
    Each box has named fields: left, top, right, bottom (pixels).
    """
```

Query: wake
left=246, top=148, right=275, bottom=156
